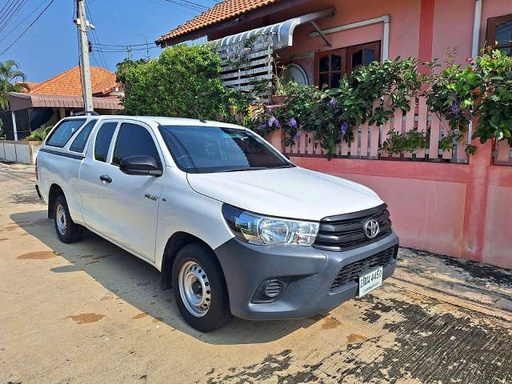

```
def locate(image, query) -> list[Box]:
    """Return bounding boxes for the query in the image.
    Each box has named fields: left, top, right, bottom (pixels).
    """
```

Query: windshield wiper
left=222, top=167, right=268, bottom=172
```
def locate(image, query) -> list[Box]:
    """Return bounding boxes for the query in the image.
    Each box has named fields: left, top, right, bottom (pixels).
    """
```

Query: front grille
left=313, top=204, right=393, bottom=251
left=330, top=245, right=398, bottom=292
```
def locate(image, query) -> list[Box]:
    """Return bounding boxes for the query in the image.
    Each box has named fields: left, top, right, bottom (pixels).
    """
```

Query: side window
left=112, top=123, right=161, bottom=167
left=94, top=122, right=117, bottom=162
left=347, top=42, right=380, bottom=72
left=315, top=41, right=381, bottom=88
left=69, top=120, right=97, bottom=153
left=317, top=49, right=345, bottom=89
left=486, top=14, right=512, bottom=56
left=46, top=119, right=86, bottom=147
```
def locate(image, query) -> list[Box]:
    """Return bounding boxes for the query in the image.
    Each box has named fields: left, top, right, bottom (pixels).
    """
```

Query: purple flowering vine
left=340, top=121, right=349, bottom=136
left=268, top=116, right=281, bottom=128
left=329, top=98, right=337, bottom=108
left=451, top=96, right=460, bottom=116
left=288, top=117, right=298, bottom=129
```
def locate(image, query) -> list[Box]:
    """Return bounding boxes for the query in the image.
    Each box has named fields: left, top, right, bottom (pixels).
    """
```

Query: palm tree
left=0, top=60, right=29, bottom=110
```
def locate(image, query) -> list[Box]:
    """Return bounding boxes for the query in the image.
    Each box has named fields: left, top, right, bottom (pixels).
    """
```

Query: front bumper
left=214, top=232, right=399, bottom=320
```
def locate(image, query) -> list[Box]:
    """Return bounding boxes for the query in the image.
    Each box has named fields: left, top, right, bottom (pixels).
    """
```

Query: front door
left=90, top=122, right=164, bottom=261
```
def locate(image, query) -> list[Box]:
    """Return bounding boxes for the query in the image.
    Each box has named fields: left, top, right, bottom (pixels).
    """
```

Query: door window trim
left=111, top=122, right=163, bottom=169
left=486, top=14, right=512, bottom=55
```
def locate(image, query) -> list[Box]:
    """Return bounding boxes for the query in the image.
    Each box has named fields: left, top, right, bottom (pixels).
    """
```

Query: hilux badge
left=144, top=193, right=159, bottom=202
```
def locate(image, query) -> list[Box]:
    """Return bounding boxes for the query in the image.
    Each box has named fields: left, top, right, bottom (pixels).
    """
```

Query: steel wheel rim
left=56, top=204, right=67, bottom=235
left=178, top=261, right=211, bottom=318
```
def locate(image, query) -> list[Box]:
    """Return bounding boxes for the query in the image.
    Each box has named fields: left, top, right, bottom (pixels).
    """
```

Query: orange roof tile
left=156, top=0, right=278, bottom=45
left=29, top=66, right=119, bottom=97
left=24, top=82, right=39, bottom=92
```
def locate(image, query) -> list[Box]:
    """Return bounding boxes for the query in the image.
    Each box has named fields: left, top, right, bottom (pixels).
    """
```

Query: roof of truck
left=64, top=114, right=244, bottom=128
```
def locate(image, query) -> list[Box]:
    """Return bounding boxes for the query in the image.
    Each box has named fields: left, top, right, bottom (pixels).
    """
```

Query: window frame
left=486, top=14, right=512, bottom=55
left=112, top=122, right=162, bottom=169
left=315, top=41, right=381, bottom=88
left=69, top=119, right=97, bottom=153
left=45, top=118, right=86, bottom=148
left=94, top=121, right=118, bottom=163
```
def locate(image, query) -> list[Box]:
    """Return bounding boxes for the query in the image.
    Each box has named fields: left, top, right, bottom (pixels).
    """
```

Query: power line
left=0, top=0, right=26, bottom=34
left=0, top=0, right=20, bottom=25
left=0, top=1, right=46, bottom=45
left=0, top=0, right=55, bottom=56
left=0, top=0, right=14, bottom=16
left=93, top=45, right=159, bottom=53
left=94, top=42, right=156, bottom=48
left=148, top=0, right=208, bottom=13
left=84, top=6, right=109, bottom=69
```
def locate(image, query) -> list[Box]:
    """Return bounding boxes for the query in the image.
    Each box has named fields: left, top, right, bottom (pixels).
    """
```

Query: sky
left=0, top=0, right=219, bottom=83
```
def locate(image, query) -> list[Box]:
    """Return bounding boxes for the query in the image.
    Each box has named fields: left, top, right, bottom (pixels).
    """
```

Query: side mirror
left=120, top=155, right=163, bottom=176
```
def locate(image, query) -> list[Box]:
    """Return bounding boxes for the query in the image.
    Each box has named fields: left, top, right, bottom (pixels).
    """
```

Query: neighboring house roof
left=156, top=0, right=279, bottom=46
left=24, top=82, right=39, bottom=92
left=7, top=66, right=123, bottom=112
left=8, top=92, right=122, bottom=112
left=29, top=66, right=119, bottom=97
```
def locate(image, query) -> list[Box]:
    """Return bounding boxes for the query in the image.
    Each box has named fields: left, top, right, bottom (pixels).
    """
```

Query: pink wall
left=286, top=147, right=512, bottom=269
left=281, top=0, right=421, bottom=58
left=274, top=0, right=423, bottom=84
left=274, top=0, right=512, bottom=73
left=483, top=168, right=512, bottom=267
left=431, top=0, right=475, bottom=64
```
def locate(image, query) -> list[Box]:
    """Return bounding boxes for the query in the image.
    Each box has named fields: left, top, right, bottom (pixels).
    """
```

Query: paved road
left=1, top=162, right=511, bottom=384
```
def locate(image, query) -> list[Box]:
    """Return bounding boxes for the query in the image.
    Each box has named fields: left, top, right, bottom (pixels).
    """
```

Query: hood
left=186, top=167, right=383, bottom=221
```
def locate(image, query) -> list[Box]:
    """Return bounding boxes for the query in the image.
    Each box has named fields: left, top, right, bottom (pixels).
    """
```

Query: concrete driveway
left=1, top=162, right=511, bottom=384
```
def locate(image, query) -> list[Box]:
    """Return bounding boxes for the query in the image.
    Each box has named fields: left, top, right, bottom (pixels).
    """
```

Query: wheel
left=172, top=243, right=232, bottom=332
left=54, top=195, right=81, bottom=243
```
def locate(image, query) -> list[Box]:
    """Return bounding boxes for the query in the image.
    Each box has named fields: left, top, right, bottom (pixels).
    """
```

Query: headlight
left=222, top=204, right=319, bottom=246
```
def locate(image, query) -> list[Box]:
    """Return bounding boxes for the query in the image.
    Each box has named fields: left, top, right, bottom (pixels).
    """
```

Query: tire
left=54, top=195, right=82, bottom=243
left=172, top=243, right=232, bottom=332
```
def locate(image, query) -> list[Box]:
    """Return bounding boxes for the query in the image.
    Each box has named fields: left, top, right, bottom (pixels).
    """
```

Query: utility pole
left=75, top=0, right=94, bottom=112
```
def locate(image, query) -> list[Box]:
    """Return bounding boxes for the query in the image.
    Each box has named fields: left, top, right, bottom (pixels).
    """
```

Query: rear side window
left=94, top=122, right=117, bottom=162
left=46, top=119, right=86, bottom=147
left=113, top=123, right=161, bottom=166
left=69, top=120, right=97, bottom=153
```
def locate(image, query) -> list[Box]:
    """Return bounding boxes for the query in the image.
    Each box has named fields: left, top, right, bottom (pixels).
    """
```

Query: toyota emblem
left=363, top=219, right=380, bottom=239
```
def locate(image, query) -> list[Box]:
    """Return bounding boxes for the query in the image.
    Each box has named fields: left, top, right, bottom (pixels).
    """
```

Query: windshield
left=159, top=125, right=294, bottom=173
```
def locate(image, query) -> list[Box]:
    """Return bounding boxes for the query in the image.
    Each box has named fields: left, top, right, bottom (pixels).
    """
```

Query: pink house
left=156, top=0, right=512, bottom=269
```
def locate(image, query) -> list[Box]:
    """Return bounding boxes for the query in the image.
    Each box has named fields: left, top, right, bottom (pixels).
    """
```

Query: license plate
left=358, top=266, right=383, bottom=297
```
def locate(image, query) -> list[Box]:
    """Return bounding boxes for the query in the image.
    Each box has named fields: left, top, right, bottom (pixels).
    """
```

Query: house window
left=315, top=41, right=381, bottom=88
left=486, top=14, right=512, bottom=56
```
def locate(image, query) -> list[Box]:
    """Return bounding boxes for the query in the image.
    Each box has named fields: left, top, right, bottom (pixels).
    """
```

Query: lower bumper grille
left=330, top=245, right=398, bottom=292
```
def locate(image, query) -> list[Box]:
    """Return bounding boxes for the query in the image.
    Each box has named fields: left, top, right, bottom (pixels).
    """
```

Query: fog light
left=252, top=278, right=289, bottom=303
left=264, top=280, right=283, bottom=298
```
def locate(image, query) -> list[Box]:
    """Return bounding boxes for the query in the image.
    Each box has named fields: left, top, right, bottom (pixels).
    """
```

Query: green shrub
left=24, top=126, right=52, bottom=141
left=116, top=45, right=249, bottom=123
left=24, top=130, right=45, bottom=141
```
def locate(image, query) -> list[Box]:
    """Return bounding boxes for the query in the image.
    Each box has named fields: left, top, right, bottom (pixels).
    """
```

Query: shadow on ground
left=10, top=210, right=320, bottom=344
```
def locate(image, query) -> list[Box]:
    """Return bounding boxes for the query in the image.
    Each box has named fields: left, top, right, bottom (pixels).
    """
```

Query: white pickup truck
left=36, top=115, right=399, bottom=332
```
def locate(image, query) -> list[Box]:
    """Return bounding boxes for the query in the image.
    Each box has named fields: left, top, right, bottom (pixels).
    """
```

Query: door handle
left=100, top=174, right=112, bottom=183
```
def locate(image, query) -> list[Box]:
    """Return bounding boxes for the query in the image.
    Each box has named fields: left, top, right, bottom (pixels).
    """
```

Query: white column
left=472, top=0, right=483, bottom=57
left=11, top=110, right=18, bottom=141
